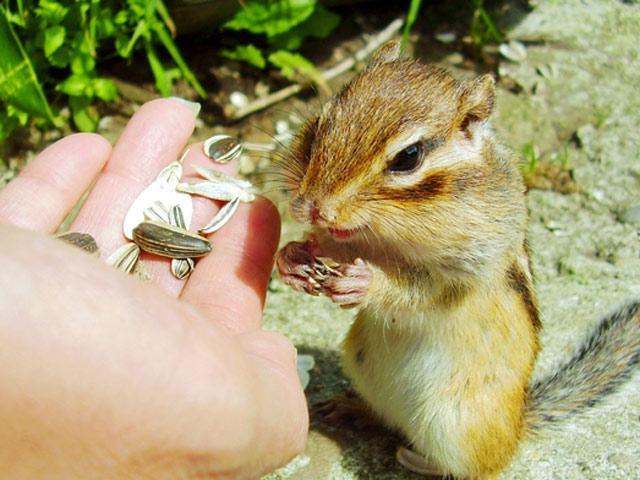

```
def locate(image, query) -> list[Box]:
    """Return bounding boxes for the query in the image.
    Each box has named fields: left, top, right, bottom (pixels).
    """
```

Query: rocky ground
left=264, top=1, right=640, bottom=478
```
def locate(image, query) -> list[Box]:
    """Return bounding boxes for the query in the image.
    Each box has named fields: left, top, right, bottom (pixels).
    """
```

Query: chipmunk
left=275, top=42, right=640, bottom=479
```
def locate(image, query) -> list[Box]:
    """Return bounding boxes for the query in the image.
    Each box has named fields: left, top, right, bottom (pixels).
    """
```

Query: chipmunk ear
left=367, top=41, right=402, bottom=68
left=458, top=74, right=495, bottom=134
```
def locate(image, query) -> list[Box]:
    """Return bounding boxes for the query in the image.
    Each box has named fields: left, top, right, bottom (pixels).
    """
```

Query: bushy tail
left=525, top=302, right=640, bottom=435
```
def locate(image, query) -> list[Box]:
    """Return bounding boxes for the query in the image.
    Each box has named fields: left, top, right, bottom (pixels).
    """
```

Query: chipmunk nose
left=308, top=201, right=336, bottom=225
left=310, top=204, right=322, bottom=224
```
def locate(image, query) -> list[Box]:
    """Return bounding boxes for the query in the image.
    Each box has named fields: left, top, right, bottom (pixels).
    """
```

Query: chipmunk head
left=284, top=42, right=525, bottom=273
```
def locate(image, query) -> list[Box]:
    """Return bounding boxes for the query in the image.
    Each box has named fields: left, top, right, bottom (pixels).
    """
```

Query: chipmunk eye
left=388, top=142, right=423, bottom=173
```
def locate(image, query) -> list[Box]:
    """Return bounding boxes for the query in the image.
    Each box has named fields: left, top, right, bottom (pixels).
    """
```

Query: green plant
left=551, top=144, right=571, bottom=170
left=522, top=141, right=539, bottom=176
left=402, top=0, right=423, bottom=46
left=221, top=0, right=340, bottom=84
left=470, top=0, right=503, bottom=47
left=0, top=0, right=204, bottom=138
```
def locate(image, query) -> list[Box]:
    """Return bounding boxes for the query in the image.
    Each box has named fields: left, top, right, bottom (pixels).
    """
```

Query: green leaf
left=93, top=78, right=118, bottom=101
left=0, top=108, right=19, bottom=142
left=0, top=6, right=56, bottom=123
left=57, top=74, right=92, bottom=96
left=114, top=10, right=129, bottom=25
left=36, top=0, right=68, bottom=24
left=269, top=4, right=340, bottom=50
left=48, top=47, right=70, bottom=68
left=268, top=50, right=321, bottom=83
left=222, top=44, right=266, bottom=69
left=118, top=20, right=147, bottom=58
left=145, top=39, right=171, bottom=96
left=7, top=103, right=29, bottom=126
left=69, top=95, right=98, bottom=132
left=152, top=20, right=206, bottom=97
left=70, top=53, right=96, bottom=74
left=402, top=0, right=423, bottom=45
left=43, top=25, right=65, bottom=58
left=225, top=0, right=316, bottom=38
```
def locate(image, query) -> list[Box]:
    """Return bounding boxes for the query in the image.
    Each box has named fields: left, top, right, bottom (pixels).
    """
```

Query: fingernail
left=169, top=96, right=201, bottom=117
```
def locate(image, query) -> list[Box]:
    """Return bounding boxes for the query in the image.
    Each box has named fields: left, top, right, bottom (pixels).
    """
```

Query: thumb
left=236, top=330, right=309, bottom=473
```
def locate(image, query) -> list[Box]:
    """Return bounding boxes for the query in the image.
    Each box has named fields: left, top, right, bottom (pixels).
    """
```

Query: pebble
left=229, top=91, right=249, bottom=110
left=499, top=40, right=527, bottom=63
left=435, top=31, right=457, bottom=44
left=239, top=154, right=256, bottom=175
left=445, top=53, right=464, bottom=65
left=619, top=204, right=640, bottom=226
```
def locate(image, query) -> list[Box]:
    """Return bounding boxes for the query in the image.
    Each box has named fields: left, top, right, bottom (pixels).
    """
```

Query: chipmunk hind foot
left=396, top=447, right=443, bottom=477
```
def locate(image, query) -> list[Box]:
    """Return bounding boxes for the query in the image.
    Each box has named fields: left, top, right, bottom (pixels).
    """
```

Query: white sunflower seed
left=199, top=196, right=241, bottom=234
left=296, top=354, right=315, bottom=390
left=123, top=159, right=193, bottom=240
left=192, top=164, right=252, bottom=189
left=177, top=180, right=255, bottom=203
left=203, top=135, right=243, bottom=164
left=106, top=242, right=141, bottom=274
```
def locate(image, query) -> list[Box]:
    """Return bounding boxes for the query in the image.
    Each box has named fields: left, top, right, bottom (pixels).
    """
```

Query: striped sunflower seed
left=132, top=221, right=211, bottom=259
left=168, top=205, right=195, bottom=279
left=171, top=257, right=195, bottom=280
left=106, top=242, right=141, bottom=274
left=203, top=135, right=243, bottom=163
left=199, top=196, right=240, bottom=234
left=55, top=232, right=100, bottom=255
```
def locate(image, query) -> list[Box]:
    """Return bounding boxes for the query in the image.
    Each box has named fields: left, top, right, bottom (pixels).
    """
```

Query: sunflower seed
left=133, top=221, right=211, bottom=258
left=310, top=256, right=342, bottom=281
left=203, top=135, right=243, bottom=164
left=192, top=164, right=252, bottom=189
left=199, top=196, right=241, bottom=234
left=167, top=205, right=195, bottom=279
left=143, top=201, right=170, bottom=223
left=171, top=257, right=195, bottom=279
left=296, top=354, right=315, bottom=390
left=177, top=180, right=255, bottom=203
left=55, top=232, right=100, bottom=255
left=123, top=159, right=193, bottom=240
left=168, top=204, right=187, bottom=229
left=106, top=242, right=141, bottom=274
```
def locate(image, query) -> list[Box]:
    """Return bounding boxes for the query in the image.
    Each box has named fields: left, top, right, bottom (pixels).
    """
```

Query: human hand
left=0, top=98, right=308, bottom=479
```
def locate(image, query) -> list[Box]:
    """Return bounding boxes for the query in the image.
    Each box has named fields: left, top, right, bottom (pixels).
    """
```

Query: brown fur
left=278, top=43, right=640, bottom=478
left=506, top=260, right=541, bottom=331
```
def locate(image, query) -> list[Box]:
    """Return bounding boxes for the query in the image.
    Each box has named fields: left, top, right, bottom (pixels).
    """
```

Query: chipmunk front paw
left=322, top=258, right=371, bottom=308
left=276, top=240, right=322, bottom=295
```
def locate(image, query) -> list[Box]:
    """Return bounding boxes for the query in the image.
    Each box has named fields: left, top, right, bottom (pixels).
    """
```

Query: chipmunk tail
left=525, top=302, right=640, bottom=436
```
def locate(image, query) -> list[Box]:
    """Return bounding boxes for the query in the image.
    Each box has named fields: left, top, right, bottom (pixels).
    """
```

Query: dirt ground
left=1, top=0, right=638, bottom=479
